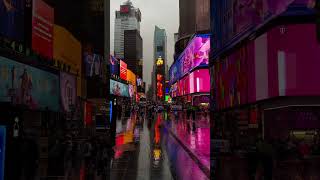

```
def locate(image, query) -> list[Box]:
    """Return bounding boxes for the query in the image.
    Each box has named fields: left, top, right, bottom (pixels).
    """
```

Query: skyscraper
left=153, top=26, right=167, bottom=102
left=124, top=29, right=143, bottom=78
left=114, top=0, right=141, bottom=59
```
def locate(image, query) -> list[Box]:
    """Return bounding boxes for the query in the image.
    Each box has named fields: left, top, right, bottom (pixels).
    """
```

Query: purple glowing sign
left=180, top=34, right=210, bottom=76
left=170, top=34, right=211, bottom=85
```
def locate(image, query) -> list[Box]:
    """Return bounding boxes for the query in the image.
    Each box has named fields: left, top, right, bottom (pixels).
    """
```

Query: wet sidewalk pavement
left=110, top=112, right=209, bottom=180
left=163, top=112, right=210, bottom=177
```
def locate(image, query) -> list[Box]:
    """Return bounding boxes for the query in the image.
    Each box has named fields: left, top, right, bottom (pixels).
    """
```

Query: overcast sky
left=110, top=0, right=179, bottom=87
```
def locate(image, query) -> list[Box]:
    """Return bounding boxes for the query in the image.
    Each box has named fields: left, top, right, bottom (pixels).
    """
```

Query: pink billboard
left=214, top=23, right=320, bottom=110
left=178, top=34, right=210, bottom=76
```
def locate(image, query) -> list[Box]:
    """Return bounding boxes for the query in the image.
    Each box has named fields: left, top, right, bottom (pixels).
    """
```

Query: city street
left=109, top=112, right=209, bottom=180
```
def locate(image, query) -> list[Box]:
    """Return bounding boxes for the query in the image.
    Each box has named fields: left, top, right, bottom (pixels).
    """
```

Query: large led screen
left=110, top=79, right=129, bottom=97
left=0, top=56, right=59, bottom=111
left=211, top=0, right=315, bottom=51
left=110, top=55, right=120, bottom=77
left=0, top=0, right=26, bottom=41
left=191, top=69, right=210, bottom=94
left=54, top=25, right=81, bottom=74
left=213, top=23, right=320, bottom=110
left=60, top=72, right=77, bottom=112
left=120, top=60, right=127, bottom=81
left=32, top=0, right=54, bottom=59
left=84, top=53, right=103, bottom=77
left=179, top=34, right=210, bottom=76
left=169, top=34, right=210, bottom=85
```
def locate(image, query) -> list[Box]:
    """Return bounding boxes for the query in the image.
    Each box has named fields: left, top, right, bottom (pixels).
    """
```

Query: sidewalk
left=163, top=112, right=210, bottom=178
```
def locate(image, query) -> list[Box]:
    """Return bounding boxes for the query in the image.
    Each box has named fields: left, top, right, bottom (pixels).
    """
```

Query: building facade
left=124, top=29, right=143, bottom=78
left=114, top=0, right=141, bottom=59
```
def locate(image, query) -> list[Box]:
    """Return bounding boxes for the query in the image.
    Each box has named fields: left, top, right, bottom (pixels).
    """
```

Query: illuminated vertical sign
left=120, top=60, right=127, bottom=80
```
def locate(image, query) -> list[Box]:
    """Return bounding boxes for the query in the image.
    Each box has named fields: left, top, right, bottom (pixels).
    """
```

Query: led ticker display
left=120, top=60, right=127, bottom=81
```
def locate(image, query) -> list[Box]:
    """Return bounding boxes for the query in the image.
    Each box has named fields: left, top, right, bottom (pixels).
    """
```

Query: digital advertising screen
left=110, top=55, right=120, bottom=77
left=0, top=126, right=6, bottom=180
left=127, top=69, right=136, bottom=86
left=84, top=53, right=103, bottom=77
left=32, top=0, right=54, bottom=59
left=179, top=34, right=210, bottom=76
left=0, top=0, right=25, bottom=41
left=0, top=56, right=59, bottom=111
left=129, top=84, right=134, bottom=98
left=212, top=0, right=315, bottom=51
left=60, top=72, right=77, bottom=112
left=54, top=25, right=81, bottom=74
left=110, top=79, right=129, bottom=97
left=169, top=58, right=181, bottom=85
left=120, top=60, right=127, bottom=81
left=157, top=74, right=164, bottom=99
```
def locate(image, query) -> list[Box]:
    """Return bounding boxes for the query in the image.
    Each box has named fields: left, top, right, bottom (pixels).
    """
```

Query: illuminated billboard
left=120, top=60, right=127, bottom=80
left=0, top=56, right=59, bottom=111
left=84, top=52, right=103, bottom=77
left=157, top=74, right=164, bottom=99
left=211, top=0, right=315, bottom=51
left=53, top=25, right=81, bottom=74
left=110, top=79, right=129, bottom=97
left=127, top=69, right=136, bottom=86
left=60, top=72, right=77, bottom=112
left=180, top=34, right=210, bottom=75
left=213, top=23, right=320, bottom=110
left=32, top=0, right=54, bottom=59
left=169, top=34, right=210, bottom=85
left=110, top=55, right=120, bottom=77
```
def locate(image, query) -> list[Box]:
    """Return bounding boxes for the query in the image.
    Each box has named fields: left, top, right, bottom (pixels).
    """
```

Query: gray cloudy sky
left=110, top=0, right=179, bottom=87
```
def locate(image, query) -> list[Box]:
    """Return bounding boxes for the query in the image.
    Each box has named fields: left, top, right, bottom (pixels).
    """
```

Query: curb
left=162, top=123, right=210, bottom=179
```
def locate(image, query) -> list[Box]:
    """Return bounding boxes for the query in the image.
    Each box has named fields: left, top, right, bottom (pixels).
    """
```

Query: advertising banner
left=127, top=69, right=136, bottom=86
left=169, top=58, right=181, bottom=85
left=60, top=72, right=76, bottom=112
left=129, top=84, right=134, bottom=98
left=32, top=0, right=54, bottom=59
left=84, top=53, right=103, bottom=77
left=120, top=60, right=127, bottom=80
left=110, top=55, right=120, bottom=77
left=0, top=126, right=5, bottom=180
left=211, top=0, right=315, bottom=52
left=110, top=79, right=129, bottom=97
left=180, top=34, right=210, bottom=76
left=0, top=56, right=59, bottom=111
left=54, top=25, right=82, bottom=75
left=0, top=0, right=25, bottom=41
left=84, top=102, right=93, bottom=126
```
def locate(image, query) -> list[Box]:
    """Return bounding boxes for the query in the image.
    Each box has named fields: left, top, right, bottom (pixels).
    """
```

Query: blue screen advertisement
left=0, top=126, right=6, bottom=180
left=110, top=79, right=129, bottom=97
left=0, top=56, right=59, bottom=111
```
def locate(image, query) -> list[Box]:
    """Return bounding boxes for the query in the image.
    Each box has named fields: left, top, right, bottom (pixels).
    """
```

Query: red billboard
left=120, top=5, right=130, bottom=13
left=120, top=60, right=127, bottom=80
left=32, top=0, right=54, bottom=59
